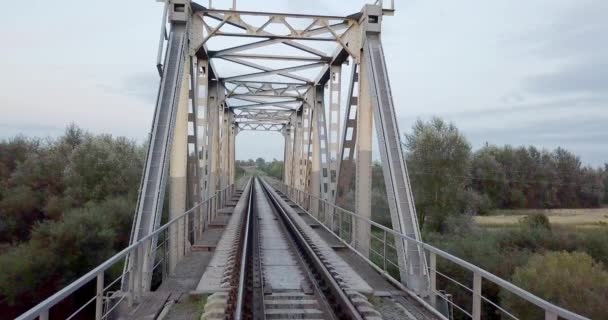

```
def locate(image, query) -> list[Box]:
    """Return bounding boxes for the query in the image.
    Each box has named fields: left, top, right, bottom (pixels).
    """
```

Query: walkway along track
left=201, top=177, right=381, bottom=320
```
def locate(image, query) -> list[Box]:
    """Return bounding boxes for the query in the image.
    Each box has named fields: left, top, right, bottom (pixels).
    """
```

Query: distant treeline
left=471, top=145, right=606, bottom=209
left=400, top=117, right=608, bottom=232
left=237, top=158, right=283, bottom=180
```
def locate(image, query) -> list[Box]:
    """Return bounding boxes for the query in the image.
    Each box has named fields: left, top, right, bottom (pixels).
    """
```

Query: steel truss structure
left=124, top=0, right=429, bottom=297
left=12, top=3, right=591, bottom=320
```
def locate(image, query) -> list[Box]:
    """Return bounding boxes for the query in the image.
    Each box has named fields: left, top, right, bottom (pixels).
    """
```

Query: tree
left=0, top=185, right=42, bottom=242
left=471, top=147, right=508, bottom=208
left=0, top=125, right=143, bottom=315
left=502, top=251, right=608, bottom=319
left=64, top=135, right=144, bottom=204
left=255, top=157, right=266, bottom=168
left=0, top=197, right=133, bottom=311
left=404, top=117, right=472, bottom=232
left=553, top=147, right=582, bottom=207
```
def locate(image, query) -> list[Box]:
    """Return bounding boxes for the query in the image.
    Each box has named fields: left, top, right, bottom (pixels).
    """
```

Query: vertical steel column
left=301, top=102, right=312, bottom=192
left=229, top=114, right=236, bottom=185
left=196, top=58, right=210, bottom=237
left=291, top=111, right=303, bottom=190
left=283, top=125, right=292, bottom=185
left=168, top=59, right=190, bottom=274
left=310, top=87, right=322, bottom=217
left=220, top=108, right=230, bottom=189
left=315, top=85, right=332, bottom=224
left=355, top=55, right=373, bottom=258
left=327, top=64, right=342, bottom=201
left=207, top=80, right=221, bottom=199
left=187, top=57, right=201, bottom=244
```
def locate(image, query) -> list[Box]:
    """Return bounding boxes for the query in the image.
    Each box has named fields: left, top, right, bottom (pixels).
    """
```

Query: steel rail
left=278, top=184, right=591, bottom=320
left=233, top=178, right=254, bottom=320
left=259, top=178, right=364, bottom=320
left=250, top=181, right=266, bottom=319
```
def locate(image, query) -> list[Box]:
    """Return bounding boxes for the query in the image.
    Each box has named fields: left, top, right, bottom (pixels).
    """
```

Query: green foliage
left=426, top=217, right=608, bottom=319
left=0, top=185, right=42, bottom=242
left=502, top=252, right=608, bottom=319
left=0, top=197, right=133, bottom=305
left=426, top=222, right=531, bottom=319
left=64, top=135, right=144, bottom=204
left=472, top=145, right=604, bottom=209
left=519, top=213, right=551, bottom=230
left=0, top=136, right=40, bottom=183
left=235, top=164, right=246, bottom=180
left=249, top=158, right=284, bottom=180
left=0, top=125, right=142, bottom=314
left=0, top=242, right=56, bottom=305
left=577, top=229, right=608, bottom=267
left=404, top=117, right=472, bottom=232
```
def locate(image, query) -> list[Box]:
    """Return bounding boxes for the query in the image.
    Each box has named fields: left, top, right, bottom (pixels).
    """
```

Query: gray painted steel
left=124, top=24, right=189, bottom=290
left=363, top=33, right=429, bottom=295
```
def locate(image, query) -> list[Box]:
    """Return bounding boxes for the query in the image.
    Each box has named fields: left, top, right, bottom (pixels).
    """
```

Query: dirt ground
left=475, top=208, right=608, bottom=228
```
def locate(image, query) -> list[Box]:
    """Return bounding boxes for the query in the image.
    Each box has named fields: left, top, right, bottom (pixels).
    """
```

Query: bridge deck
left=118, top=179, right=440, bottom=320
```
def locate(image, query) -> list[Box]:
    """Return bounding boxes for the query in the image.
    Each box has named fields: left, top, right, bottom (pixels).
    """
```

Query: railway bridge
left=16, top=1, right=589, bottom=320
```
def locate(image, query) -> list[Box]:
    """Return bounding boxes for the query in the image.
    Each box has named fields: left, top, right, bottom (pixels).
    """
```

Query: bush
left=519, top=213, right=551, bottom=230
left=426, top=229, right=530, bottom=319
left=0, top=185, right=42, bottom=242
left=0, top=243, right=57, bottom=305
left=578, top=228, right=608, bottom=266
left=502, top=252, right=608, bottom=319
left=0, top=197, right=133, bottom=307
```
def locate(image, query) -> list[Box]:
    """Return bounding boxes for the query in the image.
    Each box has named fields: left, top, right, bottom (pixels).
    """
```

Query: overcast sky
left=1, top=0, right=606, bottom=166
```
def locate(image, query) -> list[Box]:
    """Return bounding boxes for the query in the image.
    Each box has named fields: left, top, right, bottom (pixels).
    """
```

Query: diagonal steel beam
left=219, top=56, right=312, bottom=83
left=201, top=12, right=328, bottom=57
left=222, top=61, right=324, bottom=82
left=216, top=53, right=330, bottom=62
left=229, top=93, right=303, bottom=100
left=231, top=100, right=301, bottom=109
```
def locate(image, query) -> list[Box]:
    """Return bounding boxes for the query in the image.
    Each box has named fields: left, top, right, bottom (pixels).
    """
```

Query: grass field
left=475, top=208, right=608, bottom=228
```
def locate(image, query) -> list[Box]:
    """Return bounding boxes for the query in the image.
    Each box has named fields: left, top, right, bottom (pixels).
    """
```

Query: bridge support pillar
left=292, top=110, right=304, bottom=201
left=207, top=80, right=222, bottom=199
left=310, top=89, right=321, bottom=218
left=282, top=125, right=292, bottom=186
left=229, top=119, right=236, bottom=184
left=354, top=57, right=373, bottom=258
left=195, top=58, right=210, bottom=234
left=168, top=62, right=190, bottom=275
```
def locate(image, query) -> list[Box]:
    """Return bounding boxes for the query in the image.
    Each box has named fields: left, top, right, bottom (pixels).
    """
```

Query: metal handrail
left=16, top=184, right=234, bottom=320
left=278, top=183, right=590, bottom=320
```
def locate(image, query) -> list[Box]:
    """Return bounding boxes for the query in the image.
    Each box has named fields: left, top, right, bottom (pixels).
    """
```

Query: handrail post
left=162, top=229, right=168, bottom=282
left=95, top=272, right=104, bottom=320
left=429, top=252, right=437, bottom=308
left=39, top=310, right=49, bottom=320
left=183, top=211, right=188, bottom=255
left=473, top=272, right=482, bottom=320
left=545, top=311, right=558, bottom=320
left=383, top=230, right=387, bottom=272
left=128, top=246, right=138, bottom=306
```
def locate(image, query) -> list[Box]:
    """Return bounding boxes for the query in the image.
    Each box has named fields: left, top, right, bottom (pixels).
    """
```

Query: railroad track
left=206, top=176, right=380, bottom=320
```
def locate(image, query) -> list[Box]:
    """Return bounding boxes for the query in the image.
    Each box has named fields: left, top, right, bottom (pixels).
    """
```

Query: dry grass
left=475, top=208, right=608, bottom=228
